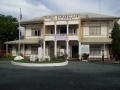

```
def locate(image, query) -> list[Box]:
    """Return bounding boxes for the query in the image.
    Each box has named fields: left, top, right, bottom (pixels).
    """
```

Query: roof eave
left=81, top=17, right=120, bottom=20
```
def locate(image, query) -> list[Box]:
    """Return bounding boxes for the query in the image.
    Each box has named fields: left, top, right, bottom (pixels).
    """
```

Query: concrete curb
left=11, top=60, right=68, bottom=67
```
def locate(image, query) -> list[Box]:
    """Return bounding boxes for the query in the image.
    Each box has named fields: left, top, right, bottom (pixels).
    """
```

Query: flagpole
left=18, top=8, right=21, bottom=56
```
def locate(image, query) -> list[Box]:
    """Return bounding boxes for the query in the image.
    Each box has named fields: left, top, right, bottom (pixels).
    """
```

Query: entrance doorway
left=72, top=46, right=78, bottom=58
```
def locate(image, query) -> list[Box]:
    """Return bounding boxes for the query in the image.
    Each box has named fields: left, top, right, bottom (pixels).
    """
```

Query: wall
left=25, top=25, right=43, bottom=39
left=12, top=46, right=17, bottom=56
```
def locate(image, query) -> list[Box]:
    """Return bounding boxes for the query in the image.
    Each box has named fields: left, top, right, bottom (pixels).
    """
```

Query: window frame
left=32, top=28, right=41, bottom=36
left=89, top=26, right=101, bottom=35
left=90, top=45, right=101, bottom=55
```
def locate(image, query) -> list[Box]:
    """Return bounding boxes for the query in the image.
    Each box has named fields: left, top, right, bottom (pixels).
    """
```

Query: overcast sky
left=0, top=0, right=120, bottom=21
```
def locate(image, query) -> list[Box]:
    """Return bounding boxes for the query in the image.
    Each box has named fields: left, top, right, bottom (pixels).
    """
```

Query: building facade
left=5, top=13, right=120, bottom=60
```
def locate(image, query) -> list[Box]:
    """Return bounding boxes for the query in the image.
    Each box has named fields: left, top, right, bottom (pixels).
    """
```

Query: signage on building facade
left=81, top=45, right=90, bottom=54
left=45, top=14, right=79, bottom=21
left=55, top=35, right=67, bottom=40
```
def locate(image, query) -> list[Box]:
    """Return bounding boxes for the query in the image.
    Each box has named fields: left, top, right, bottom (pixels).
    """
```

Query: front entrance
left=72, top=46, right=78, bottom=58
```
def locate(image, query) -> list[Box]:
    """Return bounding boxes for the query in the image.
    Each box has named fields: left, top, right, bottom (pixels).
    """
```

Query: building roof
left=17, top=13, right=120, bottom=25
left=4, top=39, right=39, bottom=44
left=82, top=38, right=112, bottom=43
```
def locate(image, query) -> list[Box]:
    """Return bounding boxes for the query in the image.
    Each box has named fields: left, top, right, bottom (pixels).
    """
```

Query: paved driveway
left=0, top=61, right=120, bottom=90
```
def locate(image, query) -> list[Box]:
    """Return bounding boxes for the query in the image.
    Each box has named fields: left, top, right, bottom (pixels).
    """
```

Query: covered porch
left=44, top=40, right=81, bottom=59
left=82, top=38, right=112, bottom=60
left=4, top=39, right=41, bottom=57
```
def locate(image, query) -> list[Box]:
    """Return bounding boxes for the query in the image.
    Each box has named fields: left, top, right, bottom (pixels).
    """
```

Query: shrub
left=82, top=53, right=89, bottom=60
left=60, top=52, right=68, bottom=59
left=51, top=56, right=58, bottom=61
left=6, top=52, right=13, bottom=58
left=0, top=53, right=3, bottom=58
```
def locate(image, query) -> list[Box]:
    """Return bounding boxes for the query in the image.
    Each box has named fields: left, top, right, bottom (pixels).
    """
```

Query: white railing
left=45, top=34, right=78, bottom=36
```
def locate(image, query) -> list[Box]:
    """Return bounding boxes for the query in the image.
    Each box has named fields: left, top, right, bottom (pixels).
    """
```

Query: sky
left=0, top=0, right=120, bottom=34
left=0, top=0, right=120, bottom=21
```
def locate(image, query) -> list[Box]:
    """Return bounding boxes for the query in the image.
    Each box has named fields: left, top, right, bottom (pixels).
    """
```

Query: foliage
left=60, top=52, right=68, bottom=59
left=0, top=52, right=13, bottom=60
left=0, top=14, right=19, bottom=49
left=73, top=53, right=79, bottom=58
left=6, top=52, right=13, bottom=58
left=0, top=53, right=3, bottom=58
left=51, top=56, right=59, bottom=61
left=111, top=22, right=120, bottom=60
left=82, top=53, right=89, bottom=60
left=0, top=57, right=14, bottom=61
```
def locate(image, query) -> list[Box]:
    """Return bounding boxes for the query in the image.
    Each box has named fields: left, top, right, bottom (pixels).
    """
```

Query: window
left=90, top=45, right=101, bottom=55
left=50, top=26, right=54, bottom=34
left=51, top=29, right=54, bottom=34
left=32, top=28, right=41, bottom=36
left=60, top=27, right=67, bottom=34
left=31, top=47, right=38, bottom=54
left=90, top=26, right=101, bottom=35
left=69, top=25, right=78, bottom=34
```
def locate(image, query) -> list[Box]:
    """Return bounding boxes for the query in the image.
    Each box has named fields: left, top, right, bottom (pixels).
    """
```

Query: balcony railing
left=45, top=34, right=78, bottom=36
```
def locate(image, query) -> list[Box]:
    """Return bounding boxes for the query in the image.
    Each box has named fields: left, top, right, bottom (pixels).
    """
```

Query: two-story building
left=5, top=13, right=120, bottom=60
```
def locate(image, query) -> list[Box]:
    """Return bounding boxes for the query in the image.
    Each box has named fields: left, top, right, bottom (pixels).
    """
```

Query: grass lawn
left=0, top=57, right=14, bottom=61
left=13, top=58, right=66, bottom=63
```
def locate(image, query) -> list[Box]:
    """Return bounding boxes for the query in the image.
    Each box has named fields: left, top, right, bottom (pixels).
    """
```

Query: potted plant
left=82, top=53, right=89, bottom=60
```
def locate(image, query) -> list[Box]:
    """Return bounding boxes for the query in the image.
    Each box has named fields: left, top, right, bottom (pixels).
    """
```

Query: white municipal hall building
left=5, top=13, right=120, bottom=60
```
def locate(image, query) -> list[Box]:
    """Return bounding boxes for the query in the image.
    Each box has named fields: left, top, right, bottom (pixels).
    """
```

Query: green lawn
left=0, top=57, right=14, bottom=61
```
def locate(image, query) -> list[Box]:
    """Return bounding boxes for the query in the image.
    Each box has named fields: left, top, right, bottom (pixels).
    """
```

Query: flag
left=20, top=8, right=22, bottom=20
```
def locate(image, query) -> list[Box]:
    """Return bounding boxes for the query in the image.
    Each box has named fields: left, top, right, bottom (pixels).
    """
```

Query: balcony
left=45, top=34, right=78, bottom=41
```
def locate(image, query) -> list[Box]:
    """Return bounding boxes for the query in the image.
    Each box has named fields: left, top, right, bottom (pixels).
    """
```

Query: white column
left=55, top=24, right=57, bottom=34
left=67, top=24, right=69, bottom=34
left=79, top=41, right=81, bottom=59
left=54, top=41, right=57, bottom=57
left=43, top=41, right=46, bottom=58
left=6, top=44, right=8, bottom=54
left=66, top=41, right=69, bottom=59
left=23, top=44, right=24, bottom=57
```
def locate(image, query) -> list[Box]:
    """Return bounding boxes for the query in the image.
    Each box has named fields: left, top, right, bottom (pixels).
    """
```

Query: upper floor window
left=90, top=26, right=101, bottom=35
left=32, top=28, right=41, bottom=36
left=60, top=26, right=67, bottom=34
left=50, top=26, right=54, bottom=34
left=69, top=25, right=78, bottom=34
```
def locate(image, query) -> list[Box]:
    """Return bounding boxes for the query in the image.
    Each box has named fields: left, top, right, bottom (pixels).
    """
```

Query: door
left=72, top=46, right=78, bottom=58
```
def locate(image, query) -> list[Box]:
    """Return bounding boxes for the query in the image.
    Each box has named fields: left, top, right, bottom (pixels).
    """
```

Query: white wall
left=45, top=36, right=54, bottom=40
left=83, top=23, right=89, bottom=35
left=68, top=20, right=79, bottom=24
left=56, top=21, right=67, bottom=25
left=26, top=26, right=31, bottom=37
left=45, top=22, right=55, bottom=25
left=12, top=46, right=17, bottom=56
left=25, top=45, right=31, bottom=56
left=101, top=23, right=107, bottom=36
left=68, top=36, right=78, bottom=40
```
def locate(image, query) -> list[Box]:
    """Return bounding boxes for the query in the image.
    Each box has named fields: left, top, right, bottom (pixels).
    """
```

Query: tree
left=111, top=22, right=120, bottom=60
left=0, top=14, right=19, bottom=49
